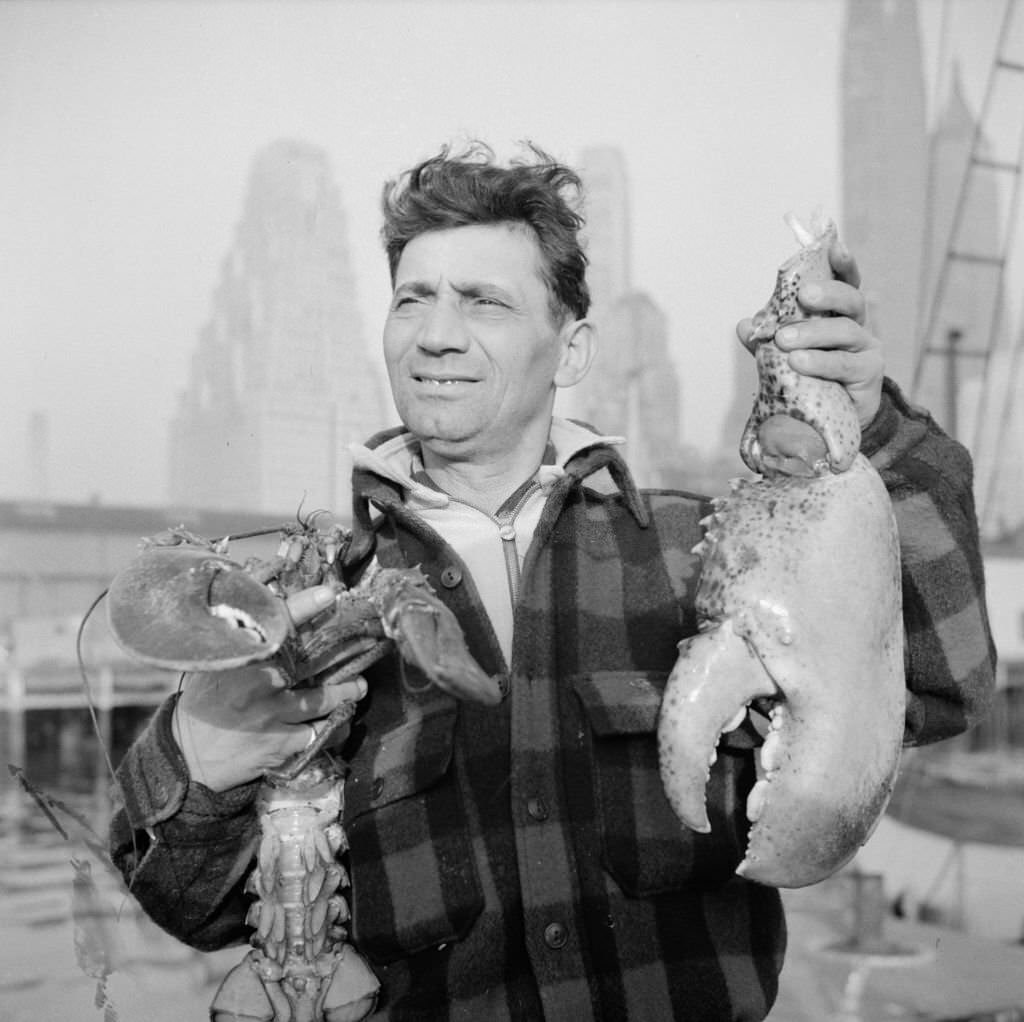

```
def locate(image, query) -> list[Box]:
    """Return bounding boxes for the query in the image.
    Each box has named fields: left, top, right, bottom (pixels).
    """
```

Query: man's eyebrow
left=452, top=282, right=515, bottom=301
left=394, top=280, right=437, bottom=297
left=392, top=279, right=517, bottom=302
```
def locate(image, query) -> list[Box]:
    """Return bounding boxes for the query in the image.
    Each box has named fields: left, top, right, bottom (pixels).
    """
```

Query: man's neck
left=420, top=442, right=548, bottom=514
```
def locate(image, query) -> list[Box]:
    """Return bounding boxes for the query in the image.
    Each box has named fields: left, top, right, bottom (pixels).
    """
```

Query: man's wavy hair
left=380, top=142, right=591, bottom=322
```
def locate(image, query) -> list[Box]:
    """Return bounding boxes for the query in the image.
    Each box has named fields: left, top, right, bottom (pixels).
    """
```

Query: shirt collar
left=348, top=418, right=625, bottom=510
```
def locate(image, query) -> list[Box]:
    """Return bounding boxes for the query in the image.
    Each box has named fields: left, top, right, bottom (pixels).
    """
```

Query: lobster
left=106, top=519, right=501, bottom=1021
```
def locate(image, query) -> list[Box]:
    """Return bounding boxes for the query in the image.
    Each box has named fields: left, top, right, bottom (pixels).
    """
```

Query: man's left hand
left=736, top=238, right=884, bottom=429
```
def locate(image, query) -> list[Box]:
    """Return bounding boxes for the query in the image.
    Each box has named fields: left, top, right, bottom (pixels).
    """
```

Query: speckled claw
left=740, top=213, right=861, bottom=478
left=106, top=545, right=291, bottom=671
left=658, top=213, right=905, bottom=889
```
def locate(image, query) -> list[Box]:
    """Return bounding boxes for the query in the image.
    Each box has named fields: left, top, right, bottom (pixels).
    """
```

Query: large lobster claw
left=106, top=545, right=292, bottom=672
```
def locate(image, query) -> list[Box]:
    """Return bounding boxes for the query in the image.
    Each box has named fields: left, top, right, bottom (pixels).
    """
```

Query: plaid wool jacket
left=110, top=380, right=996, bottom=1022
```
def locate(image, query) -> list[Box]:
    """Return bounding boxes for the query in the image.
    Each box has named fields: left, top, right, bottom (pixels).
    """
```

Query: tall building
left=718, top=0, right=931, bottom=460
left=839, top=1, right=1020, bottom=535
left=577, top=147, right=632, bottom=315
left=841, top=0, right=929, bottom=392
left=716, top=0, right=1023, bottom=535
left=559, top=146, right=686, bottom=486
left=168, top=140, right=388, bottom=516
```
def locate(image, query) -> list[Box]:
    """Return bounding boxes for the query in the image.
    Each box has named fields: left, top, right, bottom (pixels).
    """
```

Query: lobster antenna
left=76, top=589, right=123, bottom=789
left=76, top=587, right=146, bottom=872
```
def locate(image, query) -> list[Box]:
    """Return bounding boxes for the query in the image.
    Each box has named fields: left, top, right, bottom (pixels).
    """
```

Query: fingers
left=828, top=236, right=861, bottom=288
left=795, top=278, right=865, bottom=324
left=278, top=675, right=368, bottom=725
left=284, top=584, right=338, bottom=629
left=775, top=313, right=871, bottom=357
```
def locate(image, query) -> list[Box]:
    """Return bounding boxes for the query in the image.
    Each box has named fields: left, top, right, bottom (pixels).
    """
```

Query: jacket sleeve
left=860, top=378, right=997, bottom=746
left=108, top=693, right=260, bottom=950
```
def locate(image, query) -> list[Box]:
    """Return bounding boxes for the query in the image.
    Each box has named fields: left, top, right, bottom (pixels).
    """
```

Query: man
left=111, top=143, right=996, bottom=1021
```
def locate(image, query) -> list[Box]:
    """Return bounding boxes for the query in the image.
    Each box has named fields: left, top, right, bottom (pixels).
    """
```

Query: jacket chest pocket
left=573, top=671, right=756, bottom=895
left=345, top=700, right=483, bottom=964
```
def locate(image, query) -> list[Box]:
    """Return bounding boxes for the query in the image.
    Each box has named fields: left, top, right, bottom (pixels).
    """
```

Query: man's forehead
left=394, top=222, right=545, bottom=286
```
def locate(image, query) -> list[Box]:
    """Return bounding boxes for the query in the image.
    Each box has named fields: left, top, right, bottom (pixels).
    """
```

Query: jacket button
left=544, top=922, right=568, bottom=949
left=440, top=566, right=462, bottom=588
left=526, top=797, right=548, bottom=821
left=496, top=674, right=510, bottom=697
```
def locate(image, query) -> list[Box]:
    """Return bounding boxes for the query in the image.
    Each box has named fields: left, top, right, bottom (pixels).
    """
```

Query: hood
left=348, top=417, right=627, bottom=511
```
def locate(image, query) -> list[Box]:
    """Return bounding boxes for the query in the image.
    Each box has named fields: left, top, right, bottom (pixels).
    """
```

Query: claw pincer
left=105, top=522, right=498, bottom=1020
left=657, top=214, right=905, bottom=888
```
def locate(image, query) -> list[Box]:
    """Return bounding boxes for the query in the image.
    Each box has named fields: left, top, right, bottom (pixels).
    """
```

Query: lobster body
left=211, top=760, right=379, bottom=1022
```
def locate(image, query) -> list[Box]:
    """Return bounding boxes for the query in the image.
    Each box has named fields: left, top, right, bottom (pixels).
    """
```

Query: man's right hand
left=170, top=584, right=369, bottom=792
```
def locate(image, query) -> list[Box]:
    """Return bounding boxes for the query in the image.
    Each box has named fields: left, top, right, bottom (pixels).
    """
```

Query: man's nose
left=417, top=298, right=470, bottom=354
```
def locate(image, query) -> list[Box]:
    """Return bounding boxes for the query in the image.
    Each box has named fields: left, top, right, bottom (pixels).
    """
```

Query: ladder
left=911, top=0, right=1024, bottom=536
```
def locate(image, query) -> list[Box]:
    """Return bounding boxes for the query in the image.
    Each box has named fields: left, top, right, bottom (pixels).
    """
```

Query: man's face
left=383, top=223, right=569, bottom=464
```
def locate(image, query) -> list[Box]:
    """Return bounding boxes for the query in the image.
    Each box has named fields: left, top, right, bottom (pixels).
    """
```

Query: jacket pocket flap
left=346, top=700, right=457, bottom=818
left=573, top=672, right=667, bottom=736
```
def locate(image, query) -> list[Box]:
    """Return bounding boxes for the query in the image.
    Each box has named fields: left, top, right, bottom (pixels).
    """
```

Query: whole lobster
left=106, top=519, right=501, bottom=1021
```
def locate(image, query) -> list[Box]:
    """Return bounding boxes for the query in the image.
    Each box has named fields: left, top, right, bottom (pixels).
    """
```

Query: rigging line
left=978, top=3, right=1024, bottom=530
left=912, top=0, right=1019, bottom=398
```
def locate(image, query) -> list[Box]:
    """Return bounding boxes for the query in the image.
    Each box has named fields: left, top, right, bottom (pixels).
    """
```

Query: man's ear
left=554, top=319, right=596, bottom=388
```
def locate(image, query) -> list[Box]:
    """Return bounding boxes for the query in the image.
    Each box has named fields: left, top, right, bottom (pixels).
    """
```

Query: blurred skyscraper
left=168, top=140, right=388, bottom=515
left=840, top=0, right=929, bottom=393
left=718, top=0, right=1023, bottom=535
left=840, top=0, right=1021, bottom=536
left=563, top=146, right=686, bottom=487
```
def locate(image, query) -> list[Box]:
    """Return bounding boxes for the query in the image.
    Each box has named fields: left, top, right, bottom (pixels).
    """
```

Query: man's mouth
left=413, top=374, right=477, bottom=386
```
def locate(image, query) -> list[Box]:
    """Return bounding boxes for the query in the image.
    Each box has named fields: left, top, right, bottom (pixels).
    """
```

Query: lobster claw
left=106, top=545, right=291, bottom=672
left=375, top=570, right=503, bottom=706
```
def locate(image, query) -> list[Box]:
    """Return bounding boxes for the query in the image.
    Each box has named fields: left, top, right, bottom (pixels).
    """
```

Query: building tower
left=840, top=0, right=930, bottom=392
left=168, top=140, right=387, bottom=516
left=560, top=146, right=685, bottom=486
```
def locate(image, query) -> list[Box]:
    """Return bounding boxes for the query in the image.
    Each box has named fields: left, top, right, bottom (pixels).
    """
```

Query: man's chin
left=416, top=432, right=479, bottom=460
left=400, top=411, right=482, bottom=452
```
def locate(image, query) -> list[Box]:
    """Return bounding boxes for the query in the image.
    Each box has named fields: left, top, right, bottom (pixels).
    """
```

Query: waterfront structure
left=168, top=139, right=388, bottom=517
left=0, top=499, right=282, bottom=706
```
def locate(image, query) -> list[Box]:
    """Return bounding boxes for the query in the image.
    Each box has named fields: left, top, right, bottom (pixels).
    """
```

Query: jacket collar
left=348, top=417, right=650, bottom=540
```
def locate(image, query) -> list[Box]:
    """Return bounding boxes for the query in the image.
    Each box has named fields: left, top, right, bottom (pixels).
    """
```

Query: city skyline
left=2, top=1, right=1015, bottom=513
left=168, top=138, right=389, bottom=515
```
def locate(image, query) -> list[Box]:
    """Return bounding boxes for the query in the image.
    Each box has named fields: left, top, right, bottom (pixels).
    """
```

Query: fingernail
left=777, top=326, right=798, bottom=346
left=802, top=284, right=822, bottom=304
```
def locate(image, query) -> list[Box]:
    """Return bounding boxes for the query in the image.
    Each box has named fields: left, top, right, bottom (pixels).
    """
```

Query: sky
left=0, top=0, right=1012, bottom=508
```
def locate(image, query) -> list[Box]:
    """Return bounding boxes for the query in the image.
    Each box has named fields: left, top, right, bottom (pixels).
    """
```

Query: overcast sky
left=0, top=0, right=1008, bottom=507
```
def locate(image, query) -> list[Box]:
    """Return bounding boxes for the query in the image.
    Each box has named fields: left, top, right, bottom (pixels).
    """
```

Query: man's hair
left=380, top=141, right=591, bottom=321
